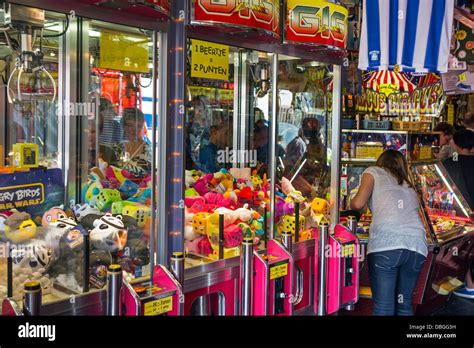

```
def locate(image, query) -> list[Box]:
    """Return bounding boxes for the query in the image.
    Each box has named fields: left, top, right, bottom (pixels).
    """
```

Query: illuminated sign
left=194, top=0, right=280, bottom=37
left=286, top=0, right=348, bottom=50
left=356, top=82, right=443, bottom=115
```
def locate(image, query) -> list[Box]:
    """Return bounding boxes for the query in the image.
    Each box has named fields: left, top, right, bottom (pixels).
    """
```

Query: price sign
left=143, top=296, right=173, bottom=316
left=341, top=243, right=355, bottom=257
left=270, top=261, right=288, bottom=280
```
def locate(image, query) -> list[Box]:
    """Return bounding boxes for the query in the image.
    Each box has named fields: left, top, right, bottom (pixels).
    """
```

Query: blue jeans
left=368, top=249, right=426, bottom=316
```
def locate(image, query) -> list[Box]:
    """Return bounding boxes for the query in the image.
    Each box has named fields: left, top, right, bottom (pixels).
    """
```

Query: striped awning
left=364, top=70, right=416, bottom=94
left=416, top=73, right=441, bottom=88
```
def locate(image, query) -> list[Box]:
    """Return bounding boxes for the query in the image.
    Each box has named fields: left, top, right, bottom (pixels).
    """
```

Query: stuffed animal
left=194, top=173, right=213, bottom=196
left=44, top=216, right=78, bottom=252
left=128, top=187, right=152, bottom=204
left=213, top=171, right=234, bottom=193
left=230, top=167, right=251, bottom=181
left=11, top=239, right=54, bottom=273
left=185, top=170, right=197, bottom=187
left=72, top=203, right=101, bottom=222
left=192, top=212, right=211, bottom=235
left=90, top=214, right=128, bottom=253
left=251, top=173, right=263, bottom=190
left=42, top=208, right=67, bottom=226
left=95, top=188, right=122, bottom=211
left=4, top=211, right=38, bottom=243
left=118, top=179, right=139, bottom=198
left=203, top=192, right=232, bottom=208
left=184, top=196, right=205, bottom=208
left=121, top=204, right=150, bottom=227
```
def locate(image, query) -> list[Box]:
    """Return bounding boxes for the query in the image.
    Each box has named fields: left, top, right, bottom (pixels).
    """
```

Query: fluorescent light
left=89, top=30, right=101, bottom=37
left=434, top=164, right=469, bottom=218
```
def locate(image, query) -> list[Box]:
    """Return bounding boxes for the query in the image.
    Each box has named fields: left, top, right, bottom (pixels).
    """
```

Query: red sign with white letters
left=285, top=0, right=348, bottom=50
left=193, top=0, right=280, bottom=37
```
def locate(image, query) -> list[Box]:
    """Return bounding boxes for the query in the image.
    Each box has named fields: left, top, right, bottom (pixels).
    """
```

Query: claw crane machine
left=1, top=0, right=171, bottom=316
left=163, top=0, right=349, bottom=316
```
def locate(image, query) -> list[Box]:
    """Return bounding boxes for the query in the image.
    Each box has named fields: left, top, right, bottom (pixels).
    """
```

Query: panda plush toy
left=90, top=214, right=128, bottom=253
left=11, top=239, right=53, bottom=273
left=72, top=203, right=101, bottom=222
left=44, top=215, right=78, bottom=253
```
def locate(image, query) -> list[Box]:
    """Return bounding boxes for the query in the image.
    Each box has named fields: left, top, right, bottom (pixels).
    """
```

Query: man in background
left=434, top=122, right=455, bottom=160
left=443, top=128, right=474, bottom=299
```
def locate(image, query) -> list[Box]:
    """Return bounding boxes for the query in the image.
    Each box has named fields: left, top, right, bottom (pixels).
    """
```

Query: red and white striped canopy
left=364, top=71, right=416, bottom=93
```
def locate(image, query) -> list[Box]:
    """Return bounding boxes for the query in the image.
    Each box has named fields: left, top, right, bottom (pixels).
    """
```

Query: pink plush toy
left=275, top=198, right=294, bottom=222
left=194, top=173, right=213, bottom=196
left=185, top=196, right=205, bottom=208
left=185, top=236, right=213, bottom=256
left=204, top=192, right=232, bottom=208
left=189, top=201, right=217, bottom=213
left=224, top=224, right=243, bottom=248
left=140, top=175, right=152, bottom=188
left=197, top=237, right=213, bottom=255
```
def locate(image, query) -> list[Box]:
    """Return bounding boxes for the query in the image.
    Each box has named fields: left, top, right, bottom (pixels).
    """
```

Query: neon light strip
left=434, top=164, right=469, bottom=218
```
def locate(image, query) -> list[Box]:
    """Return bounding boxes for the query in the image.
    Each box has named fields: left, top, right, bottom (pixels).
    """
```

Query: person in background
left=285, top=127, right=307, bottom=167
left=350, top=150, right=427, bottom=315
left=89, top=97, right=122, bottom=165
left=443, top=128, right=474, bottom=299
left=253, top=120, right=269, bottom=165
left=433, top=122, right=455, bottom=160
left=462, top=112, right=474, bottom=132
left=199, top=124, right=226, bottom=173
left=443, top=128, right=474, bottom=210
left=186, top=97, right=209, bottom=168
left=98, top=97, right=122, bottom=147
left=112, top=108, right=151, bottom=178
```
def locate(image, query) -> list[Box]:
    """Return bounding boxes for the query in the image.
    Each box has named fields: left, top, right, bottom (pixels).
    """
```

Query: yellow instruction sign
left=270, top=261, right=288, bottom=280
left=191, top=39, right=229, bottom=81
left=143, top=296, right=173, bottom=316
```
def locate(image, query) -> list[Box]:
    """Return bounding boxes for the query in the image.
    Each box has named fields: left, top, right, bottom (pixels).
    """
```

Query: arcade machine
left=161, top=0, right=354, bottom=316
left=1, top=0, right=171, bottom=315
left=340, top=126, right=474, bottom=314
left=274, top=0, right=350, bottom=315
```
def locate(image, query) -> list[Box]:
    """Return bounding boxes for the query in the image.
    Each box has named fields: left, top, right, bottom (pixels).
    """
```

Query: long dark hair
left=376, top=150, right=414, bottom=188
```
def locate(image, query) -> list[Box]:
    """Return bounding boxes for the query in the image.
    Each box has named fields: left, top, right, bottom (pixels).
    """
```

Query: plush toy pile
left=0, top=160, right=151, bottom=299
left=184, top=167, right=331, bottom=260
left=184, top=167, right=270, bottom=259
left=275, top=177, right=330, bottom=241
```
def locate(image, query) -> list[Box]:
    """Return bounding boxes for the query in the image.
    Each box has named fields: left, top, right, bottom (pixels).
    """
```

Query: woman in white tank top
left=350, top=150, right=427, bottom=315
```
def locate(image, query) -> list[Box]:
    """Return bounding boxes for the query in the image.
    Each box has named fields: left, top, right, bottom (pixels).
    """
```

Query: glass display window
left=0, top=6, right=162, bottom=309
left=274, top=56, right=333, bottom=242
left=79, top=20, right=158, bottom=283
left=0, top=8, right=69, bottom=307
left=412, top=162, right=474, bottom=242
left=184, top=39, right=273, bottom=267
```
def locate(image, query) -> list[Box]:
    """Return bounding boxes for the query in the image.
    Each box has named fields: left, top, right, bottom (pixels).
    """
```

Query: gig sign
left=194, top=0, right=280, bottom=36
left=286, top=0, right=348, bottom=50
